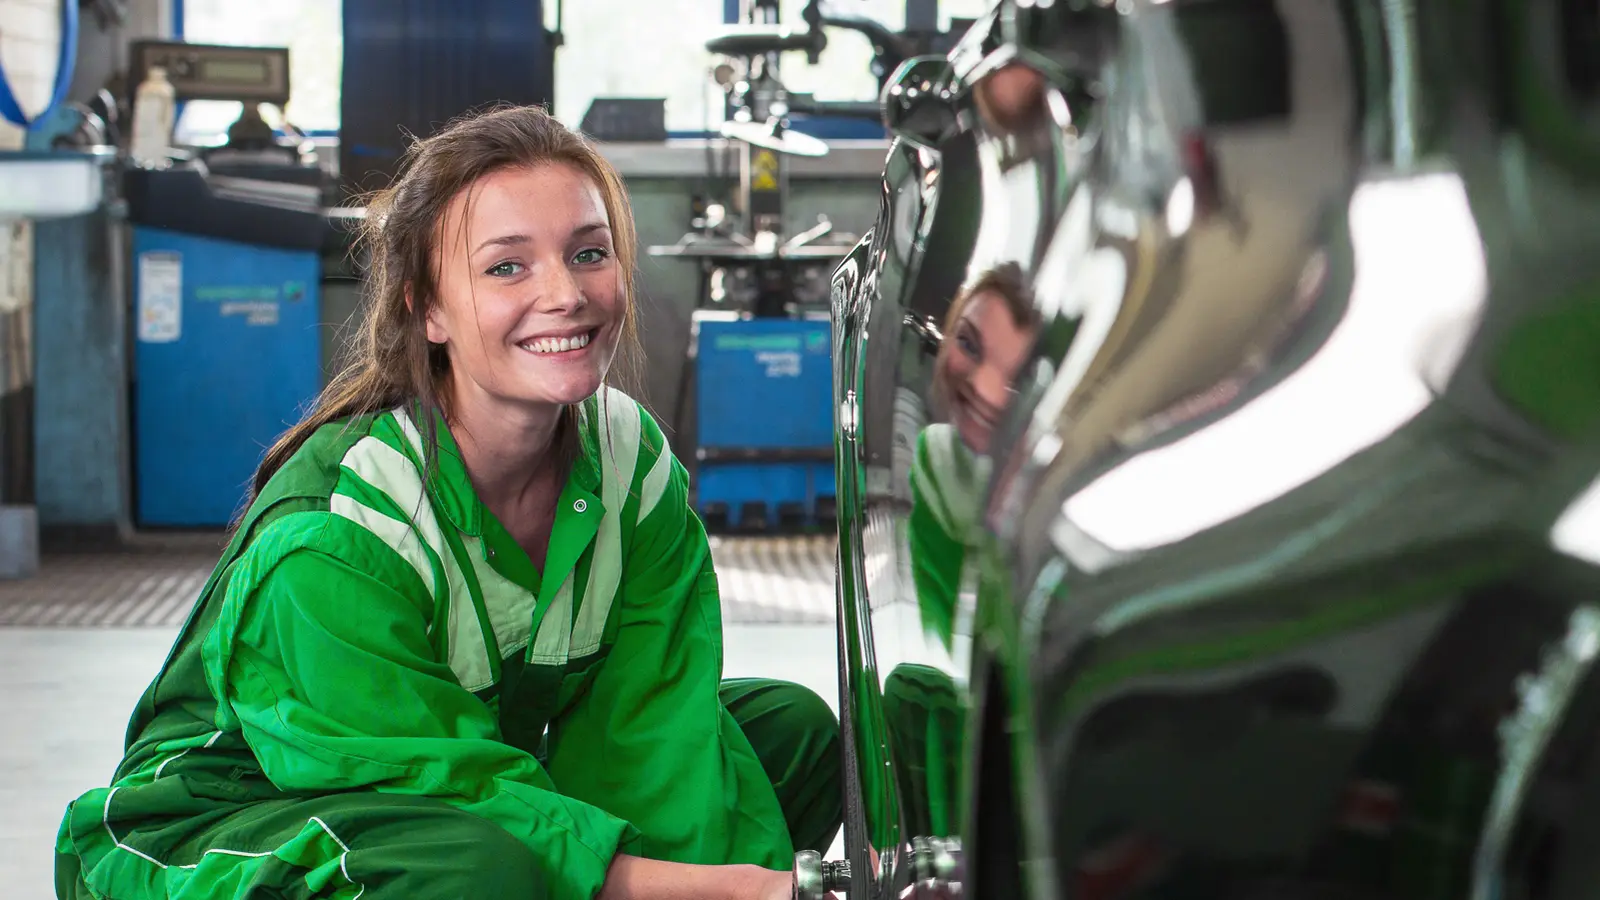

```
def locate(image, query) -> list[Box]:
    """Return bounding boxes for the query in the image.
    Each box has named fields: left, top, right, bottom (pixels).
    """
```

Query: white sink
left=0, top=150, right=111, bottom=220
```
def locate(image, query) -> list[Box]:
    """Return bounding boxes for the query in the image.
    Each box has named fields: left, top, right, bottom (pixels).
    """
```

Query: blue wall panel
left=33, top=210, right=127, bottom=531
left=340, top=0, right=555, bottom=193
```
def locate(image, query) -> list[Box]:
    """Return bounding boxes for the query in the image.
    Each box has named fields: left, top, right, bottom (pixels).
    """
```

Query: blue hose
left=0, top=0, right=81, bottom=130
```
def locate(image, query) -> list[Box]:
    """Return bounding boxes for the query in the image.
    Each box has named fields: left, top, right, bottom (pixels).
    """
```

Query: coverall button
left=573, top=499, right=588, bottom=513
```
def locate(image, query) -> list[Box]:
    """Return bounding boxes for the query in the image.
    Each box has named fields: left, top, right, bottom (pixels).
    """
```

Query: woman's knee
left=726, top=680, right=844, bottom=852
left=342, top=804, right=542, bottom=898
left=728, top=680, right=840, bottom=762
left=773, top=681, right=841, bottom=750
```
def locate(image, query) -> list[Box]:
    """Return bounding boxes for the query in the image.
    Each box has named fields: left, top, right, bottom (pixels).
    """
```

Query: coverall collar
left=417, top=401, right=604, bottom=539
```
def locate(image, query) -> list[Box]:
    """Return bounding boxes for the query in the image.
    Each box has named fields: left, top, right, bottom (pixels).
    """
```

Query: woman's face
left=941, top=289, right=1034, bottom=455
left=426, top=162, right=623, bottom=417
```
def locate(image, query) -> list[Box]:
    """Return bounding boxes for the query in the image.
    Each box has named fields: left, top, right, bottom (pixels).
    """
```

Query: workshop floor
left=0, top=537, right=840, bottom=900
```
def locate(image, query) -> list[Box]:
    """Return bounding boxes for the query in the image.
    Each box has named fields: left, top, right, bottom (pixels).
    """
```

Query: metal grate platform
left=0, top=551, right=217, bottom=628
left=0, top=537, right=836, bottom=628
left=708, top=534, right=835, bottom=624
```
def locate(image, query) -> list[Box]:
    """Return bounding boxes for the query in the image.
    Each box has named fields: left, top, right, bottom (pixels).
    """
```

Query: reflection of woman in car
left=880, top=264, right=1038, bottom=844
left=936, top=262, right=1040, bottom=458
left=909, top=262, right=1040, bottom=649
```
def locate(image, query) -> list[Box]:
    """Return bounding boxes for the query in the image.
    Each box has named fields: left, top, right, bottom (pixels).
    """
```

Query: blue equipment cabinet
left=132, top=227, right=322, bottom=527
left=693, top=313, right=835, bottom=530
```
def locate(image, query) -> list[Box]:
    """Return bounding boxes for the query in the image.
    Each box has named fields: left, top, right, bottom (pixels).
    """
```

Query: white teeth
left=521, top=331, right=592, bottom=354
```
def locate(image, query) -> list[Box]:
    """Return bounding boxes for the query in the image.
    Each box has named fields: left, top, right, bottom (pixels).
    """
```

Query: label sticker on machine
left=711, top=333, right=809, bottom=377
left=193, top=285, right=291, bottom=327
left=218, top=301, right=281, bottom=327
left=137, top=252, right=183, bottom=343
left=753, top=351, right=801, bottom=377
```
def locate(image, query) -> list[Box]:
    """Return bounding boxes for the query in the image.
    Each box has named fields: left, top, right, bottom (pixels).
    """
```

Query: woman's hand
left=749, top=865, right=796, bottom=900
left=598, top=855, right=795, bottom=900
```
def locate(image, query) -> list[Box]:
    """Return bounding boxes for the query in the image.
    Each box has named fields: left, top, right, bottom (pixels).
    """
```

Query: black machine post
left=740, top=141, right=786, bottom=238
left=739, top=142, right=794, bottom=318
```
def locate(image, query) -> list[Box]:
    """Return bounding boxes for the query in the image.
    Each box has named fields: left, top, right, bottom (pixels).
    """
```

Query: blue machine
left=117, top=39, right=332, bottom=529
left=693, top=314, right=835, bottom=530
left=132, top=227, right=322, bottom=527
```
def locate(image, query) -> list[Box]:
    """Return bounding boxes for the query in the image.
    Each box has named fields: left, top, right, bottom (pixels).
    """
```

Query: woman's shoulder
left=580, top=387, right=685, bottom=523
left=229, top=409, right=437, bottom=598
left=580, top=385, right=674, bottom=469
left=240, top=410, right=427, bottom=546
left=257, top=411, right=394, bottom=503
left=914, top=423, right=975, bottom=476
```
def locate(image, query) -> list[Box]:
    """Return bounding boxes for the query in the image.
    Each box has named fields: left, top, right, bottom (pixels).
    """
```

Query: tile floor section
left=0, top=540, right=842, bottom=900
left=0, top=536, right=836, bottom=628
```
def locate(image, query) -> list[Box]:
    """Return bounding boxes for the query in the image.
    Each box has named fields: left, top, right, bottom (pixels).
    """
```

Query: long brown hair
left=249, top=104, right=642, bottom=504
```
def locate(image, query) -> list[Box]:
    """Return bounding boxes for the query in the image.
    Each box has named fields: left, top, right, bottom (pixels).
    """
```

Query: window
left=553, top=1, right=727, bottom=134
left=554, top=0, right=996, bottom=135
left=174, top=0, right=342, bottom=142
left=170, top=0, right=996, bottom=140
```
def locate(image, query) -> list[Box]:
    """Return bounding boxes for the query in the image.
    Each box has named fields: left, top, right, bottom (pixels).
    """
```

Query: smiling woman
left=53, top=105, right=841, bottom=900
left=421, top=161, right=637, bottom=563
left=933, top=262, right=1040, bottom=457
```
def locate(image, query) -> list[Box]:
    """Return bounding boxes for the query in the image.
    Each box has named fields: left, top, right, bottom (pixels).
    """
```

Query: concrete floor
left=0, top=620, right=840, bottom=900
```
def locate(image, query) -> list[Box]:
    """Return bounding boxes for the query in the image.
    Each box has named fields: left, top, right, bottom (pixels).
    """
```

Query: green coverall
left=55, top=388, right=841, bottom=900
left=906, top=423, right=990, bottom=651
left=888, top=424, right=987, bottom=839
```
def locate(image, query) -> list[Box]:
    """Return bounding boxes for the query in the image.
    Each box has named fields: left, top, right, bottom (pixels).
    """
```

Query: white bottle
left=129, top=66, right=177, bottom=168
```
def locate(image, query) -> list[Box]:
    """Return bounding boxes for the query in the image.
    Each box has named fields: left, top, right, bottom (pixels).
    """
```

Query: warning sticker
left=751, top=150, right=779, bottom=192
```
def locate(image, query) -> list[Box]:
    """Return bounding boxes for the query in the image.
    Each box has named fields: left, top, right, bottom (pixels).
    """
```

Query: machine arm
left=787, top=96, right=884, bottom=122
left=707, top=0, right=916, bottom=79
left=803, top=0, right=919, bottom=64
left=706, top=27, right=827, bottom=58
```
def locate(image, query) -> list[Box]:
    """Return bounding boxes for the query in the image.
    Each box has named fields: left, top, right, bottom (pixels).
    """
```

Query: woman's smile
left=517, top=326, right=600, bottom=356
left=953, top=385, right=1002, bottom=453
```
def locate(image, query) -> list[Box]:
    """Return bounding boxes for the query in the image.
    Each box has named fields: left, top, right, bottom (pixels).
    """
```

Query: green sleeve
left=543, top=457, right=793, bottom=869
left=208, top=515, right=638, bottom=900
left=908, top=429, right=969, bottom=651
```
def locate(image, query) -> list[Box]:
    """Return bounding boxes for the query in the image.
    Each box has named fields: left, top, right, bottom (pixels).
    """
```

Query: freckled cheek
left=973, top=364, right=1015, bottom=406
left=578, top=280, right=626, bottom=338
left=996, top=346, right=1033, bottom=390
left=578, top=270, right=622, bottom=305
left=454, top=299, right=528, bottom=355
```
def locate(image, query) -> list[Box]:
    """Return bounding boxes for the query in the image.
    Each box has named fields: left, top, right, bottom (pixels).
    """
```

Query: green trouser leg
left=881, top=663, right=966, bottom=839
left=720, top=678, right=844, bottom=855
left=59, top=679, right=842, bottom=899
left=60, top=791, right=553, bottom=900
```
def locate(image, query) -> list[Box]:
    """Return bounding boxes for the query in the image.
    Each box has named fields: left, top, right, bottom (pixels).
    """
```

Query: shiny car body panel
left=830, top=1, right=1600, bottom=898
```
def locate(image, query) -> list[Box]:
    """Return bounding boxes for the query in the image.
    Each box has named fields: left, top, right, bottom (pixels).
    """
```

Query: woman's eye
left=486, top=261, right=524, bottom=278
left=957, top=330, right=981, bottom=360
left=573, top=247, right=611, bottom=266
